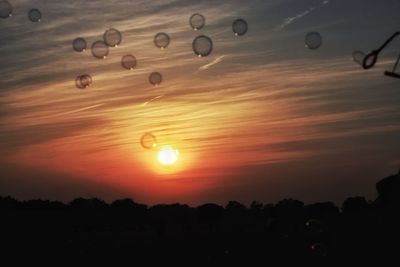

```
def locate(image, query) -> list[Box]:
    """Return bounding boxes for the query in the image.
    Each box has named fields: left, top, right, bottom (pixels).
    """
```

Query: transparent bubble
left=232, top=18, right=248, bottom=36
left=28, top=8, right=41, bottom=22
left=0, top=0, right=12, bottom=19
left=189, top=13, right=205, bottom=30
left=149, top=72, right=162, bottom=86
left=311, top=243, right=327, bottom=257
left=91, top=40, right=109, bottom=59
left=192, top=35, right=213, bottom=57
left=141, top=133, right=157, bottom=149
left=352, top=51, right=365, bottom=66
left=103, top=28, right=122, bottom=47
left=75, top=74, right=92, bottom=89
left=305, top=32, right=322, bottom=50
left=72, top=38, right=87, bottom=52
left=121, top=54, right=137, bottom=70
left=154, top=32, right=170, bottom=49
left=305, top=219, right=323, bottom=234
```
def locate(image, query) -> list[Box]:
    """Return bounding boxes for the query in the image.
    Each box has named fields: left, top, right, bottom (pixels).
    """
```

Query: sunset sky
left=1, top=0, right=400, bottom=205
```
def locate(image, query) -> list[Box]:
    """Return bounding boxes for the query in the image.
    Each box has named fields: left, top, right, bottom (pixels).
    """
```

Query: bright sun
left=157, top=146, right=179, bottom=166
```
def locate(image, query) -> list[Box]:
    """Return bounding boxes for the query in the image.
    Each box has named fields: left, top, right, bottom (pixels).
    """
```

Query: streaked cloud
left=1, top=0, right=400, bottom=204
left=197, top=55, right=226, bottom=72
left=274, top=0, right=330, bottom=31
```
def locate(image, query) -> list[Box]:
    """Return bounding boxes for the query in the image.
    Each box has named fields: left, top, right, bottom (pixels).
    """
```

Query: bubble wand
left=362, top=31, right=400, bottom=70
left=384, top=53, right=400, bottom=79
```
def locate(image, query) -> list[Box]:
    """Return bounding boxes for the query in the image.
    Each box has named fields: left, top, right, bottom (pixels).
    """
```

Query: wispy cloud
left=274, top=0, right=330, bottom=31
left=1, top=0, right=400, bottom=204
left=197, top=55, right=226, bottom=73
left=141, top=95, right=165, bottom=106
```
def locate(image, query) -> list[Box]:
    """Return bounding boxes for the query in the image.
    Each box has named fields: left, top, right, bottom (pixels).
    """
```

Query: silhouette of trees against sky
left=1, top=172, right=400, bottom=264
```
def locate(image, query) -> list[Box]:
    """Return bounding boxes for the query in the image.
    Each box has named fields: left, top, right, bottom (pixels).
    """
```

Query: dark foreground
left=1, top=172, right=400, bottom=265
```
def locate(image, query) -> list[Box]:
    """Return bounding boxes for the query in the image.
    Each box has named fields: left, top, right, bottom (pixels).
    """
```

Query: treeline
left=0, top=172, right=399, bottom=264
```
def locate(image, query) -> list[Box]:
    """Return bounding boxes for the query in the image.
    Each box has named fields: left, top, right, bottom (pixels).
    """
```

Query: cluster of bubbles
left=140, top=14, right=249, bottom=147
left=67, top=13, right=251, bottom=148
left=72, top=28, right=128, bottom=89
left=0, top=0, right=41, bottom=22
left=305, top=219, right=328, bottom=257
left=2, top=2, right=374, bottom=150
left=72, top=27, right=164, bottom=89
left=190, top=14, right=249, bottom=58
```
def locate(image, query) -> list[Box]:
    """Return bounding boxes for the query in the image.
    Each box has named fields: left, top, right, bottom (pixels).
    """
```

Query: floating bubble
left=305, top=32, right=322, bottom=50
left=121, top=54, right=137, bottom=70
left=91, top=40, right=109, bottom=59
left=28, top=8, right=41, bottom=22
left=189, top=13, right=205, bottom=30
left=80, top=74, right=92, bottom=88
left=72, top=38, right=87, bottom=52
left=75, top=76, right=84, bottom=89
left=149, top=72, right=162, bottom=86
left=154, top=32, right=170, bottom=49
left=0, top=0, right=12, bottom=18
left=192, top=35, right=213, bottom=57
left=232, top=18, right=248, bottom=36
left=352, top=51, right=366, bottom=66
left=141, top=133, right=157, bottom=149
left=305, top=219, right=323, bottom=234
left=103, top=28, right=122, bottom=47
left=311, top=243, right=327, bottom=257
left=75, top=74, right=92, bottom=89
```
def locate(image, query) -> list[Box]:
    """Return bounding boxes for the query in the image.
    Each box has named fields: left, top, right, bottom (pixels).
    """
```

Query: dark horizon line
left=1, top=169, right=399, bottom=209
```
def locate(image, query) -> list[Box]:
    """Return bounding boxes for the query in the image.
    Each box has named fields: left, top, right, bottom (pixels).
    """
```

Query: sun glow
left=157, top=146, right=179, bottom=166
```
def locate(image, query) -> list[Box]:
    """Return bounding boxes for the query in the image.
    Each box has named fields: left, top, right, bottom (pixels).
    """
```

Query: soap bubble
left=149, top=72, right=162, bottom=86
left=154, top=32, right=170, bottom=49
left=103, top=28, right=122, bottom=47
left=28, top=8, right=41, bottom=22
left=305, top=219, right=323, bottom=234
left=72, top=38, right=87, bottom=52
left=352, top=51, right=365, bottom=66
left=75, top=76, right=84, bottom=89
left=75, top=74, right=92, bottom=89
left=232, top=18, right=248, bottom=36
left=192, top=35, right=213, bottom=57
left=91, top=41, right=109, bottom=59
left=311, top=243, right=327, bottom=257
left=305, top=32, right=322, bottom=50
left=141, top=133, right=157, bottom=149
left=0, top=0, right=12, bottom=18
left=121, top=54, right=137, bottom=70
left=189, top=13, right=205, bottom=30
